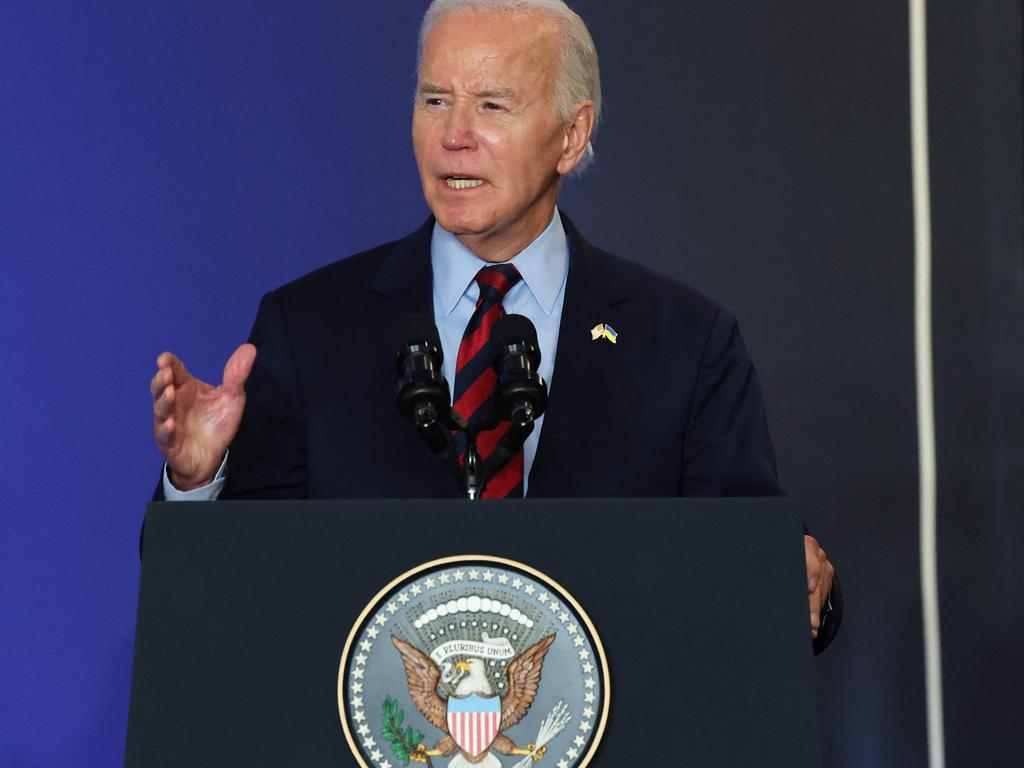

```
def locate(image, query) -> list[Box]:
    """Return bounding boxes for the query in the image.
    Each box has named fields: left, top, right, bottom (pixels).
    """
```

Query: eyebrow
left=419, top=82, right=516, bottom=100
left=477, top=88, right=516, bottom=100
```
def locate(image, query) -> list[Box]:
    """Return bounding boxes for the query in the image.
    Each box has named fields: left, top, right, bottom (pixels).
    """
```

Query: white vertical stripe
left=471, top=712, right=478, bottom=756
left=909, top=1, right=946, bottom=767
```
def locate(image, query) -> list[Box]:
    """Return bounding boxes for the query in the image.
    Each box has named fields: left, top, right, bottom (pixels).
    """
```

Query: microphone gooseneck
left=467, top=314, right=549, bottom=498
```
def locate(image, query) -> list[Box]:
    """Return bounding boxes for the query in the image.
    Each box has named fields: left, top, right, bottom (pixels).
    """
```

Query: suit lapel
left=365, top=217, right=464, bottom=497
left=529, top=215, right=633, bottom=496
left=369, top=216, right=436, bottom=316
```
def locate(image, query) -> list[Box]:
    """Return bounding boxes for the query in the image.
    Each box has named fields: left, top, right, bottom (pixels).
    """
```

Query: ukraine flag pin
left=590, top=322, right=618, bottom=344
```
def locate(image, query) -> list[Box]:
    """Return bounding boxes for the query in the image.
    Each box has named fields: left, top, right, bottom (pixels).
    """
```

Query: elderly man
left=149, top=0, right=839, bottom=651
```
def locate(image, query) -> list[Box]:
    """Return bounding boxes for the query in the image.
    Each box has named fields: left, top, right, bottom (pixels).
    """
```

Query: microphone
left=392, top=313, right=450, bottom=429
left=490, top=314, right=548, bottom=427
left=392, top=314, right=469, bottom=496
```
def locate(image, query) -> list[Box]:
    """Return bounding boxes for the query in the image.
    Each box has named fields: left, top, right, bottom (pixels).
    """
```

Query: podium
left=126, top=499, right=821, bottom=767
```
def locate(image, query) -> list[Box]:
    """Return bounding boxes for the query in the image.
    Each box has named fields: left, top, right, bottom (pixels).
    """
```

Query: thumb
left=222, top=343, right=257, bottom=395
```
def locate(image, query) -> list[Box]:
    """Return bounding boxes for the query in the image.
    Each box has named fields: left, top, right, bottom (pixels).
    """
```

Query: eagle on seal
left=390, top=634, right=556, bottom=767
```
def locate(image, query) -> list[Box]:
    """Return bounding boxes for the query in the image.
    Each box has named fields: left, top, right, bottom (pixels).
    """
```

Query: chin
left=431, top=207, right=489, bottom=237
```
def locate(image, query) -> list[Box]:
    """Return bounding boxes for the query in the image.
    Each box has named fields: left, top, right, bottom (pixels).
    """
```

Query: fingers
left=805, top=534, right=834, bottom=639
left=152, top=357, right=177, bottom=417
left=809, top=585, right=823, bottom=638
left=153, top=382, right=175, bottom=420
left=152, top=372, right=176, bottom=450
left=152, top=354, right=181, bottom=455
left=805, top=535, right=824, bottom=593
left=152, top=351, right=186, bottom=414
left=153, top=415, right=175, bottom=449
left=221, top=343, right=256, bottom=396
left=820, top=558, right=835, bottom=602
left=156, top=351, right=191, bottom=388
left=808, top=580, right=824, bottom=612
left=150, top=366, right=171, bottom=398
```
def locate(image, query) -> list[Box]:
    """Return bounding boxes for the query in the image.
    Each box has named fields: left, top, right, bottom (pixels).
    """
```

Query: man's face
left=412, top=12, right=568, bottom=261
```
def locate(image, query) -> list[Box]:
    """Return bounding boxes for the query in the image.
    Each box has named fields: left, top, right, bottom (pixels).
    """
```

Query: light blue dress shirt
left=164, top=209, right=569, bottom=500
left=431, top=209, right=570, bottom=495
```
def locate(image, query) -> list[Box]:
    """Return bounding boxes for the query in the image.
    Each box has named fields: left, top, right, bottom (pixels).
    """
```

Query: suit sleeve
left=221, top=290, right=308, bottom=499
left=682, top=307, right=844, bottom=653
left=682, top=307, right=784, bottom=496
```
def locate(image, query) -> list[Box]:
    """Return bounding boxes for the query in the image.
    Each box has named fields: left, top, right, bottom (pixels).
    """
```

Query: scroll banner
left=430, top=635, right=516, bottom=664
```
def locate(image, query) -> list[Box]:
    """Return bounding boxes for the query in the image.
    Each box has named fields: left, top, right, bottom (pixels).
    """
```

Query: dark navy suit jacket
left=156, top=213, right=841, bottom=651
left=221, top=214, right=784, bottom=500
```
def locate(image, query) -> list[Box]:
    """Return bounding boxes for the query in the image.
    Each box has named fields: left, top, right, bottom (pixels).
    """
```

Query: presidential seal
left=338, top=556, right=609, bottom=768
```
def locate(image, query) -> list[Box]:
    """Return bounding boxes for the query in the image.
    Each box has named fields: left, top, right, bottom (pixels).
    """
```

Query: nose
left=441, top=101, right=477, bottom=151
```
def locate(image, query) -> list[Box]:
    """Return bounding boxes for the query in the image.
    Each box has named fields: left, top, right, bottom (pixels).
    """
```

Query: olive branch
left=380, top=696, right=431, bottom=767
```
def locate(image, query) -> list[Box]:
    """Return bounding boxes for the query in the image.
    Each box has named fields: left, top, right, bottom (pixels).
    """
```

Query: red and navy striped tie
left=452, top=264, right=524, bottom=498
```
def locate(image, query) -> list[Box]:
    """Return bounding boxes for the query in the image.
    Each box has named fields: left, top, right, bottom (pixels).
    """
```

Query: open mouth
left=444, top=176, right=485, bottom=190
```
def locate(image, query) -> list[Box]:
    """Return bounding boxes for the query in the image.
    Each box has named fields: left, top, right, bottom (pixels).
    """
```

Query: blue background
left=3, top=1, right=1021, bottom=765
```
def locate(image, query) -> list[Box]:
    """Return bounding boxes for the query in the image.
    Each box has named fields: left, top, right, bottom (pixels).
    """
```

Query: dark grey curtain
left=563, top=1, right=1023, bottom=763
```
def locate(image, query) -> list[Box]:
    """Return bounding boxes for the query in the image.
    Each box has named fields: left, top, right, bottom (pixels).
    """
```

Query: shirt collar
left=431, top=208, right=568, bottom=317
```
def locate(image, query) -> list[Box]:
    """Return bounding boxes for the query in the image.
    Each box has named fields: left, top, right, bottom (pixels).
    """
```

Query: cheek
left=411, top=114, right=438, bottom=154
left=508, top=125, right=562, bottom=175
left=483, top=132, right=541, bottom=183
left=411, top=127, right=427, bottom=156
left=475, top=122, right=507, bottom=149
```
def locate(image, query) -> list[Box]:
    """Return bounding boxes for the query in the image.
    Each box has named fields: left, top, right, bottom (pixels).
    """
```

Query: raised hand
left=151, top=344, right=256, bottom=490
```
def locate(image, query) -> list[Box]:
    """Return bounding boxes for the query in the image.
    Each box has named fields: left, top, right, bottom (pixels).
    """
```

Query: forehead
left=419, top=11, right=560, bottom=89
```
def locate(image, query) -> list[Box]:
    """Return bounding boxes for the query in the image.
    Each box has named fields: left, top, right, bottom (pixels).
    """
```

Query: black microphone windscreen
left=491, top=314, right=538, bottom=348
left=392, top=313, right=443, bottom=359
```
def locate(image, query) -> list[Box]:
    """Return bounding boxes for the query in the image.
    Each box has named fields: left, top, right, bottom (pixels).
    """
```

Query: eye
left=483, top=102, right=505, bottom=111
left=425, top=97, right=444, bottom=107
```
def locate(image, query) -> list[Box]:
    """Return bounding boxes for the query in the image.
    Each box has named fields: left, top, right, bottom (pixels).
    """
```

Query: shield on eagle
left=446, top=693, right=501, bottom=758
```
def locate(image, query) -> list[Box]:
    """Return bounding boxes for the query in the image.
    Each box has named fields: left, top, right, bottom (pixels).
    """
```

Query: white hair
left=418, top=0, right=601, bottom=170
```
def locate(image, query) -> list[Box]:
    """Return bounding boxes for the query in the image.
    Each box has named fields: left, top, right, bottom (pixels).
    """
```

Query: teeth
left=445, top=178, right=484, bottom=190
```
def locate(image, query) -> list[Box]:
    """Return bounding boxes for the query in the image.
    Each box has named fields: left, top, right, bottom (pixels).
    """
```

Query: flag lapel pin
left=590, top=322, right=618, bottom=344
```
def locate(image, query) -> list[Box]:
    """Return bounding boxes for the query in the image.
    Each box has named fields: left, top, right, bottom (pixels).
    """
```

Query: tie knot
left=475, top=264, right=522, bottom=301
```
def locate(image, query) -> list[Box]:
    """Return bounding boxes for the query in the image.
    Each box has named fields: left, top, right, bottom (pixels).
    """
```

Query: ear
left=556, top=102, right=596, bottom=175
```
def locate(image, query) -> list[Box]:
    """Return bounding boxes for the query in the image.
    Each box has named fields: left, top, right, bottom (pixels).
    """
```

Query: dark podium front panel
left=126, top=499, right=821, bottom=767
